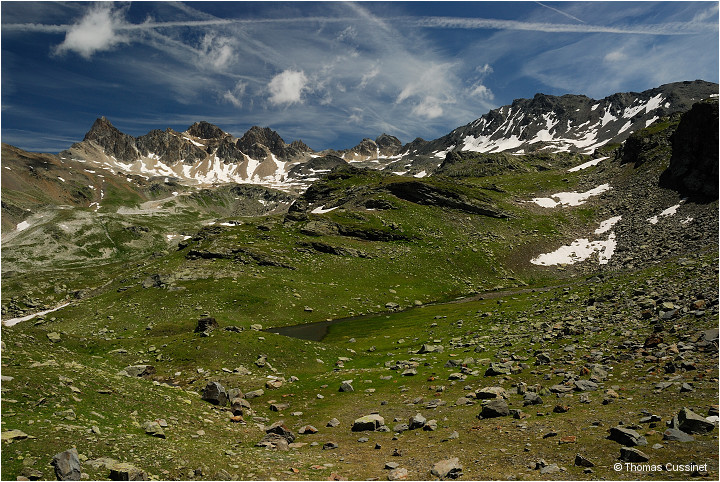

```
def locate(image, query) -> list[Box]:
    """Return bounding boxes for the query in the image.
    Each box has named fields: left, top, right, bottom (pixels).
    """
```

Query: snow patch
left=647, top=203, right=682, bottom=224
left=531, top=184, right=611, bottom=208
left=413, top=170, right=428, bottom=178
left=16, top=221, right=31, bottom=231
left=531, top=234, right=617, bottom=266
left=595, top=216, right=622, bottom=234
left=533, top=215, right=620, bottom=266
left=3, top=303, right=71, bottom=327
left=57, top=176, right=66, bottom=182
left=568, top=156, right=607, bottom=172
left=311, top=205, right=339, bottom=214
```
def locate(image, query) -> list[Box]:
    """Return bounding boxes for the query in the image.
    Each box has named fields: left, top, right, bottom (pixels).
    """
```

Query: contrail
left=535, top=2, right=586, bottom=24
left=3, top=15, right=713, bottom=36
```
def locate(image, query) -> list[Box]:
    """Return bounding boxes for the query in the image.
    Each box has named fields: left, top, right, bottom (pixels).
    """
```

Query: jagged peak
left=185, top=121, right=226, bottom=140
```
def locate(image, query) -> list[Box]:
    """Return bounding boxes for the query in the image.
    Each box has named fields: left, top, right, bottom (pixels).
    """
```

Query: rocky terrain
left=1, top=82, right=718, bottom=481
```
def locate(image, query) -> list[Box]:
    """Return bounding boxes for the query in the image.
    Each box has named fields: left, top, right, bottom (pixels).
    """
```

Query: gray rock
left=608, top=427, right=647, bottom=446
left=51, top=448, right=81, bottom=481
left=202, top=381, right=228, bottom=406
left=388, top=467, right=409, bottom=480
left=47, top=332, right=61, bottom=343
left=352, top=414, right=385, bottom=432
left=385, top=462, right=400, bottom=470
left=475, top=387, right=507, bottom=399
left=430, top=458, right=462, bottom=479
left=677, top=407, right=715, bottom=434
left=480, top=399, right=509, bottom=418
left=194, top=317, right=218, bottom=334
left=574, top=454, right=594, bottom=468
left=323, top=441, right=339, bottom=450
left=298, top=425, right=318, bottom=435
left=393, top=423, right=409, bottom=432
left=123, top=365, right=155, bottom=378
left=265, top=421, right=296, bottom=443
left=326, top=418, right=341, bottom=428
left=142, top=421, right=165, bottom=438
left=523, top=392, right=543, bottom=406
left=408, top=413, right=426, bottom=430
left=417, top=344, right=443, bottom=354
left=663, top=428, right=694, bottom=442
left=619, top=447, right=650, bottom=462
left=484, top=362, right=511, bottom=376
left=244, top=389, right=264, bottom=399
left=574, top=380, right=598, bottom=391
left=339, top=381, right=354, bottom=392
left=539, top=464, right=560, bottom=474
left=108, top=462, right=148, bottom=481
left=230, top=397, right=251, bottom=416
left=402, top=368, right=417, bottom=376
left=423, top=420, right=438, bottom=431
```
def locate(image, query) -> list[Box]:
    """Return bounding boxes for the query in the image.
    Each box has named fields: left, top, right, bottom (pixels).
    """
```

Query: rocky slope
left=384, top=80, right=718, bottom=175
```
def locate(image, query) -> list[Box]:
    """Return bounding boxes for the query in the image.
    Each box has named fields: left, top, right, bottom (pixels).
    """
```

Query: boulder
left=142, top=421, right=165, bottom=439
left=608, top=427, right=647, bottom=446
left=479, top=399, right=509, bottom=418
left=475, top=387, right=507, bottom=400
left=619, top=447, right=650, bottom=462
left=123, top=365, right=155, bottom=378
left=230, top=397, right=252, bottom=415
left=484, top=362, right=511, bottom=376
left=677, top=407, right=715, bottom=434
left=574, top=380, right=598, bottom=391
left=265, top=421, right=296, bottom=443
left=663, top=429, right=694, bottom=442
left=339, top=381, right=354, bottom=392
left=523, top=392, right=543, bottom=406
left=417, top=344, right=443, bottom=354
left=108, top=463, right=148, bottom=481
left=194, top=317, right=218, bottom=334
left=430, top=458, right=463, bottom=479
left=388, top=468, right=409, bottom=480
left=202, top=381, right=228, bottom=406
left=352, top=414, right=385, bottom=432
left=51, top=448, right=82, bottom=481
left=574, top=454, right=594, bottom=468
left=408, top=413, right=426, bottom=430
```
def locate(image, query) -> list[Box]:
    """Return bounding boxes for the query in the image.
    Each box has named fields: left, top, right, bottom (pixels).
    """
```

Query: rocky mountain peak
left=82, top=117, right=138, bottom=163
left=186, top=121, right=227, bottom=140
left=238, top=126, right=286, bottom=152
left=376, top=134, right=402, bottom=151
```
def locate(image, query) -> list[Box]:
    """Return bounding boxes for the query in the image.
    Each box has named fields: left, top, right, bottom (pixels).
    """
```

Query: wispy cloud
left=535, top=2, right=586, bottom=24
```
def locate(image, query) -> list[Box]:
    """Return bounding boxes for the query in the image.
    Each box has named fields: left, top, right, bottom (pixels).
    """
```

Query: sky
left=2, top=1, right=718, bottom=153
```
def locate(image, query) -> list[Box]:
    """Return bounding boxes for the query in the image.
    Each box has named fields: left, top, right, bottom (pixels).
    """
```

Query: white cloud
left=469, top=84, right=494, bottom=100
left=223, top=81, right=247, bottom=108
left=200, top=33, right=237, bottom=71
left=412, top=97, right=444, bottom=119
left=603, top=49, right=627, bottom=63
left=268, top=70, right=309, bottom=105
left=53, top=4, right=128, bottom=59
left=358, top=65, right=380, bottom=89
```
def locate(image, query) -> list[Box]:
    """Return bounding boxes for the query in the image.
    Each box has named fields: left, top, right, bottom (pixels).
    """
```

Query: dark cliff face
left=136, top=129, right=207, bottom=165
left=236, top=126, right=313, bottom=161
left=83, top=117, right=138, bottom=163
left=186, top=121, right=226, bottom=140
left=660, top=100, right=719, bottom=200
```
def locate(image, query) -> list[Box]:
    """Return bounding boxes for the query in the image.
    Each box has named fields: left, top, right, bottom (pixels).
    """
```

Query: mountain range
left=54, top=80, right=717, bottom=191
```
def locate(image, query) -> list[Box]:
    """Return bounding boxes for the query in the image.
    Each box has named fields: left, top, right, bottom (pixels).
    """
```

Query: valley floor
left=1, top=249, right=717, bottom=481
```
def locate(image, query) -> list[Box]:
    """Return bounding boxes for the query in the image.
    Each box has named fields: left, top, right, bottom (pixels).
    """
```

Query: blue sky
left=2, top=1, right=718, bottom=152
